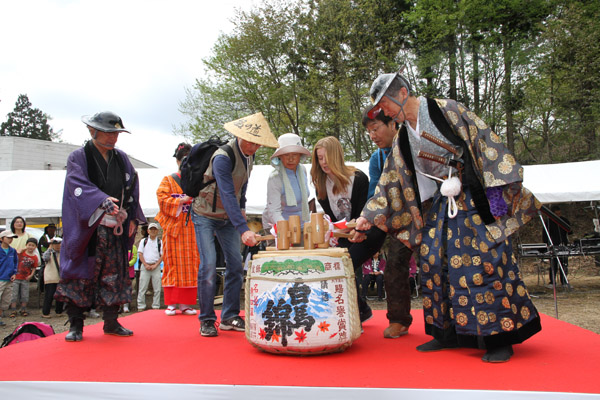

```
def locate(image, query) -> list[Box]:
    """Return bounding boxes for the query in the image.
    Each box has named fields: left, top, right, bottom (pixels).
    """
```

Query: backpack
left=1, top=322, right=55, bottom=348
left=180, top=136, right=236, bottom=198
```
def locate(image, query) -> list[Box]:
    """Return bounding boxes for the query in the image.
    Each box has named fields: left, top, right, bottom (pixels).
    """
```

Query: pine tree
left=0, top=94, right=54, bottom=141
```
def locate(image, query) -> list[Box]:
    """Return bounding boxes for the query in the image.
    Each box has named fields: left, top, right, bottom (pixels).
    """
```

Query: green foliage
left=178, top=0, right=599, bottom=165
left=179, top=0, right=411, bottom=162
left=178, top=0, right=307, bottom=164
left=0, top=94, right=56, bottom=141
left=513, top=1, right=600, bottom=163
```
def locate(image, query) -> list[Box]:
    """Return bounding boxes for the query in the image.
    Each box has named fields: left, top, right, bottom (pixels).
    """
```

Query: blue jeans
left=191, top=211, right=243, bottom=322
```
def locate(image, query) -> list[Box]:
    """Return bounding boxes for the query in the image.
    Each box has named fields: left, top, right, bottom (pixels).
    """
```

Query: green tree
left=513, top=1, right=600, bottom=164
left=405, top=0, right=462, bottom=99
left=179, top=0, right=411, bottom=162
left=299, top=0, right=411, bottom=159
left=178, top=0, right=309, bottom=163
left=462, top=0, right=551, bottom=152
left=0, top=94, right=56, bottom=141
left=546, top=2, right=600, bottom=160
left=178, top=0, right=599, bottom=164
left=404, top=0, right=551, bottom=153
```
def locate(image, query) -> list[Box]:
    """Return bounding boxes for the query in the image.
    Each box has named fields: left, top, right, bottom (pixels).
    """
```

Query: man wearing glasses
left=358, top=108, right=416, bottom=339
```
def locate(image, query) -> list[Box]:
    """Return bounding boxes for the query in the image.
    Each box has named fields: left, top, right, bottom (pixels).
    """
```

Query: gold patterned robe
left=362, top=98, right=542, bottom=348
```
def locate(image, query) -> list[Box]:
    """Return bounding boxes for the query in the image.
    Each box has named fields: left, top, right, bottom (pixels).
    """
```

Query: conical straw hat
left=223, top=112, right=279, bottom=149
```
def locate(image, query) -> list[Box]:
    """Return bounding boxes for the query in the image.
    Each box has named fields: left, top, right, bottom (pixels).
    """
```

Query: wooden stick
left=265, top=245, right=304, bottom=251
left=333, top=231, right=353, bottom=239
left=254, top=247, right=348, bottom=259
left=256, top=234, right=275, bottom=242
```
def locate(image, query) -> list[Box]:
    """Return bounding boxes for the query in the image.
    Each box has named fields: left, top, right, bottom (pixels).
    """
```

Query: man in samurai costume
left=354, top=71, right=542, bottom=362
left=56, top=111, right=146, bottom=342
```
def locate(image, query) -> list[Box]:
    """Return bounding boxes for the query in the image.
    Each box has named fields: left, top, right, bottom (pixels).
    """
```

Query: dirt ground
left=376, top=255, right=600, bottom=335
left=516, top=257, right=600, bottom=334
left=2, top=254, right=598, bottom=340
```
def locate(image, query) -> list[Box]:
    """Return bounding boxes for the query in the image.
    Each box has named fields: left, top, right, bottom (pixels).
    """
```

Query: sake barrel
left=245, top=248, right=361, bottom=355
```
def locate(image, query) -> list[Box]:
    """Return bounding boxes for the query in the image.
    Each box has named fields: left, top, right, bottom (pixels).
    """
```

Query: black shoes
left=65, top=318, right=84, bottom=342
left=104, top=325, right=134, bottom=337
left=65, top=328, right=83, bottom=342
left=482, top=345, right=514, bottom=363
left=220, top=316, right=245, bottom=331
left=200, top=320, right=218, bottom=337
left=416, top=338, right=459, bottom=352
left=103, top=320, right=133, bottom=337
left=65, top=317, right=133, bottom=339
left=418, top=339, right=514, bottom=362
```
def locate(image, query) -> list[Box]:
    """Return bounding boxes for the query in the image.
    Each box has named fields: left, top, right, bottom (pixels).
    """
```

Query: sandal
left=165, top=306, right=176, bottom=316
left=9, top=311, right=16, bottom=318
left=20, top=310, right=29, bottom=317
left=180, top=307, right=197, bottom=316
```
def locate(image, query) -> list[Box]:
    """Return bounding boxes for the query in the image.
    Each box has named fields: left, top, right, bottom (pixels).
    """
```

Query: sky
left=0, top=0, right=256, bottom=169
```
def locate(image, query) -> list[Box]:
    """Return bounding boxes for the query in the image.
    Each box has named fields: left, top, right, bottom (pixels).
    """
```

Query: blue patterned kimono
left=362, top=98, right=541, bottom=349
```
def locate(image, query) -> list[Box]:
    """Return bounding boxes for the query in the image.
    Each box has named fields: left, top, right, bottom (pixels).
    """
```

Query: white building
left=0, top=136, right=155, bottom=170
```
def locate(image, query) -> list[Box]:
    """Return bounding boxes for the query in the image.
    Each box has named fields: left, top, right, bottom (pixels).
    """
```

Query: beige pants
left=0, top=280, right=13, bottom=311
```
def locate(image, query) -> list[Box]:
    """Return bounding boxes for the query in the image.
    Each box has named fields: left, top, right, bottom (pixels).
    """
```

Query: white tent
left=516, top=160, right=600, bottom=203
left=1, top=160, right=599, bottom=220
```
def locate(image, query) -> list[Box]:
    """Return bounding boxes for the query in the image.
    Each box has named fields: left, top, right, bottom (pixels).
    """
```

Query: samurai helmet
left=367, top=70, right=412, bottom=119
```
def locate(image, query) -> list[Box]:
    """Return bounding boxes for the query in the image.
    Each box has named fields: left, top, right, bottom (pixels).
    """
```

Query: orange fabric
left=155, top=174, right=199, bottom=289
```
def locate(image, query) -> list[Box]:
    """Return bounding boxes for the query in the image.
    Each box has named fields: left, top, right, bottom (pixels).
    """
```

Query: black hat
left=82, top=111, right=130, bottom=133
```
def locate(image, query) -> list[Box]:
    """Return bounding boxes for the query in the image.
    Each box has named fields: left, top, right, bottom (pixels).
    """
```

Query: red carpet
left=1, top=310, right=599, bottom=397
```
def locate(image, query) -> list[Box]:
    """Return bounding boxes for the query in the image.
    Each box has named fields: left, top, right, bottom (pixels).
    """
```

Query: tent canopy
left=1, top=160, right=599, bottom=220
left=516, top=160, right=600, bottom=204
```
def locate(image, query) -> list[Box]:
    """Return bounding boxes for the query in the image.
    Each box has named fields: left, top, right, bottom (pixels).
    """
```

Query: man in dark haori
left=56, top=111, right=146, bottom=342
left=354, top=71, right=542, bottom=362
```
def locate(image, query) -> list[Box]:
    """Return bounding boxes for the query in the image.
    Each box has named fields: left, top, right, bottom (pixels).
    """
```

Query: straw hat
left=223, top=112, right=279, bottom=149
left=271, top=133, right=311, bottom=159
left=247, top=220, right=263, bottom=233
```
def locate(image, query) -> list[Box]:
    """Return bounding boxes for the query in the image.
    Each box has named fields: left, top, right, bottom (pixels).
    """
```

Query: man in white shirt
left=137, top=223, right=163, bottom=310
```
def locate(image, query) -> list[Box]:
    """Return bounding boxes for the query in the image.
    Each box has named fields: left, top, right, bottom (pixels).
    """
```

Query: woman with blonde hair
left=311, top=136, right=374, bottom=323
left=311, top=137, right=368, bottom=222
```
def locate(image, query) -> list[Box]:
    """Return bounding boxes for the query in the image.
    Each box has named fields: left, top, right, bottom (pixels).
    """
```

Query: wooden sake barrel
left=245, top=248, right=361, bottom=355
